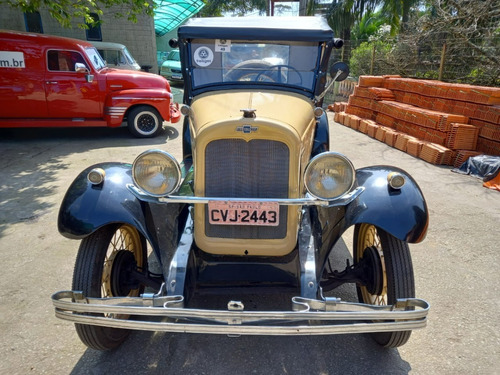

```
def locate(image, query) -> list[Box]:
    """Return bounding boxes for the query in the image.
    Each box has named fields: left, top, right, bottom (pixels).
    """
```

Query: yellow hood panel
left=190, top=90, right=315, bottom=136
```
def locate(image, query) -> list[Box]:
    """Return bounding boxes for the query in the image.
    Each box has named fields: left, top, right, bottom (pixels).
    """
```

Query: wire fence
left=329, top=32, right=499, bottom=89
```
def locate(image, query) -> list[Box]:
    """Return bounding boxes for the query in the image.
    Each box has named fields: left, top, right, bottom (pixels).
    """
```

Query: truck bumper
left=52, top=291, right=429, bottom=336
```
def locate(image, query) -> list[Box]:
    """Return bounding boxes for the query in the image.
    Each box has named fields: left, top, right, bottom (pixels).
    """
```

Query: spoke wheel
left=353, top=223, right=415, bottom=348
left=72, top=224, right=147, bottom=350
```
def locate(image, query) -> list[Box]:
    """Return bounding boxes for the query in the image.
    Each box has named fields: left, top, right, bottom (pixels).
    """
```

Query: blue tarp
left=452, top=155, right=500, bottom=181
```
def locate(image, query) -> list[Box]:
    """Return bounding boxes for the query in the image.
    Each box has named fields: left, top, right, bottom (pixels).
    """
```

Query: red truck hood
left=103, top=69, right=171, bottom=91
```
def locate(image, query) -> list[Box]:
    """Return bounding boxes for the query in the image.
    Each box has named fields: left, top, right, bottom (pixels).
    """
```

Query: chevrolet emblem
left=236, top=125, right=258, bottom=133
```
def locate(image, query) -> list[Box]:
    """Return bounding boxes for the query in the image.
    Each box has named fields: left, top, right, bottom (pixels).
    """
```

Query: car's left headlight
left=132, top=150, right=181, bottom=196
left=304, top=152, right=355, bottom=200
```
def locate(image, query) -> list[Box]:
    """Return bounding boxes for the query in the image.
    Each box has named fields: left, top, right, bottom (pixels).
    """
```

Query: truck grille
left=205, top=139, right=289, bottom=239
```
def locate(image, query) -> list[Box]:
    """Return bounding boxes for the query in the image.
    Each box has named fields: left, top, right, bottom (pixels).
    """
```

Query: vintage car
left=52, top=17, right=429, bottom=351
left=0, top=30, right=180, bottom=137
left=159, top=49, right=183, bottom=82
left=91, top=41, right=141, bottom=71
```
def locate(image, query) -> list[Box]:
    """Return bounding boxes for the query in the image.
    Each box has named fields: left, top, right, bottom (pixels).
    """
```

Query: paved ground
left=0, top=112, right=498, bottom=374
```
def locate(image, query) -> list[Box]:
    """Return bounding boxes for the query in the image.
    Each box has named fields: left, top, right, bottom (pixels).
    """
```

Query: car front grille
left=204, top=139, right=289, bottom=239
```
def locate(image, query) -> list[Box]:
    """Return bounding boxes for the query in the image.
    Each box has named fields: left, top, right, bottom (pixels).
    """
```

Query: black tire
left=72, top=224, right=147, bottom=351
left=353, top=223, right=415, bottom=348
left=127, top=105, right=163, bottom=138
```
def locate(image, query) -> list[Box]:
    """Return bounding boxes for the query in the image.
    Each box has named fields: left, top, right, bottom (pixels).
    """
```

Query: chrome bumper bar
left=127, top=185, right=365, bottom=208
left=52, top=291, right=429, bottom=336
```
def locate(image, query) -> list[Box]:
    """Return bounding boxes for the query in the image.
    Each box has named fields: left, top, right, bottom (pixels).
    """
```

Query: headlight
left=304, top=152, right=355, bottom=200
left=132, top=150, right=181, bottom=196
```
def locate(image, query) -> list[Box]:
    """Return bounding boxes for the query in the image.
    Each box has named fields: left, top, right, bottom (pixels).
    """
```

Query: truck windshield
left=189, top=40, right=320, bottom=91
left=85, top=47, right=107, bottom=70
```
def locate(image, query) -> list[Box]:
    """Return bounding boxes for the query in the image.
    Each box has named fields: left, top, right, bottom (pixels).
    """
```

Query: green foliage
left=1, top=0, right=156, bottom=28
left=351, top=10, right=388, bottom=43
left=349, top=40, right=392, bottom=77
left=415, top=70, right=439, bottom=80
left=200, top=0, right=268, bottom=17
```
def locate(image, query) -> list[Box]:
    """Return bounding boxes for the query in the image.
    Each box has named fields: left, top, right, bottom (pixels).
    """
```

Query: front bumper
left=52, top=291, right=429, bottom=336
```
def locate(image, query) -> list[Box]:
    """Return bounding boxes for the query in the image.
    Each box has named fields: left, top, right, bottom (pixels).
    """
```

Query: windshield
left=85, top=47, right=106, bottom=70
left=123, top=47, right=137, bottom=65
left=189, top=39, right=320, bottom=91
left=168, top=50, right=180, bottom=61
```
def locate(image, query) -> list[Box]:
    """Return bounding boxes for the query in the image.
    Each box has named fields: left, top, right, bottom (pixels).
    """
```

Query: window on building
left=85, top=13, right=102, bottom=41
left=24, top=11, right=43, bottom=33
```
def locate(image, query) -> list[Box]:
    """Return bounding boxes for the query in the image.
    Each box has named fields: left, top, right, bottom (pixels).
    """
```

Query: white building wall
left=0, top=5, right=158, bottom=72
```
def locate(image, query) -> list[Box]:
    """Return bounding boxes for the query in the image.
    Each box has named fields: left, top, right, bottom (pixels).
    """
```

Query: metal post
left=438, top=43, right=446, bottom=81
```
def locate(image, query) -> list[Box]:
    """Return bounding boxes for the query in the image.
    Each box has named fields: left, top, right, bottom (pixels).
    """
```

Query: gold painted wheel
left=353, top=223, right=415, bottom=348
left=102, top=224, right=144, bottom=299
left=72, top=224, right=147, bottom=350
left=354, top=224, right=387, bottom=306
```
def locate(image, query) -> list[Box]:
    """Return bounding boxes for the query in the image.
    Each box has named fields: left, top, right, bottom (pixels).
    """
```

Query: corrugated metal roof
left=154, top=0, right=205, bottom=36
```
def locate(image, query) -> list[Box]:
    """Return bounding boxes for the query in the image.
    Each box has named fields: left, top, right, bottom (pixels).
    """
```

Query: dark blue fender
left=344, top=166, right=429, bottom=243
left=58, top=162, right=185, bottom=263
left=312, top=112, right=329, bottom=157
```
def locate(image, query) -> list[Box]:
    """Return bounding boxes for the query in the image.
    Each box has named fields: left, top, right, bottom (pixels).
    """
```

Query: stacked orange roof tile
left=330, top=75, right=500, bottom=166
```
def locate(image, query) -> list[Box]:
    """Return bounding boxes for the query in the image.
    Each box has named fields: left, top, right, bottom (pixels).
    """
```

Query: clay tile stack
left=331, top=75, right=500, bottom=165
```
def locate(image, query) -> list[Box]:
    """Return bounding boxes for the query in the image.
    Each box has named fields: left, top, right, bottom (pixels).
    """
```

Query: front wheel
left=72, top=224, right=147, bottom=350
left=127, top=105, right=163, bottom=138
left=353, top=223, right=415, bottom=348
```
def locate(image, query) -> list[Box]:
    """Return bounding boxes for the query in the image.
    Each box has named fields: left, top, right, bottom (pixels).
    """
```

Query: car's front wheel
left=127, top=105, right=163, bottom=138
left=353, top=223, right=415, bottom=348
left=72, top=224, right=147, bottom=350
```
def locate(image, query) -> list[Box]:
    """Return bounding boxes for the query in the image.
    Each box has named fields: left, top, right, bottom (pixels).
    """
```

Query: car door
left=44, top=49, right=101, bottom=118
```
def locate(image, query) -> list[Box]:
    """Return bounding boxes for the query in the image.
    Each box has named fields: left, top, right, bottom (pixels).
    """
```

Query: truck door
left=0, top=45, right=48, bottom=118
left=44, top=50, right=101, bottom=118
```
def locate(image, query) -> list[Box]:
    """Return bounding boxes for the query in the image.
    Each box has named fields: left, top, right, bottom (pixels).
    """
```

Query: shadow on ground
left=68, top=238, right=412, bottom=375
left=0, top=125, right=179, bottom=237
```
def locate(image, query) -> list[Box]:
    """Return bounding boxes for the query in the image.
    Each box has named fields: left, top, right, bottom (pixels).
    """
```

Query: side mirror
left=314, top=61, right=350, bottom=102
left=169, top=38, right=179, bottom=48
left=75, top=63, right=89, bottom=74
left=333, top=38, right=344, bottom=49
left=329, top=62, right=349, bottom=82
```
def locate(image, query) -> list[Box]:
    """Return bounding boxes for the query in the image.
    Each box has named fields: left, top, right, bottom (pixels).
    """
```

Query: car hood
left=104, top=69, right=170, bottom=91
left=162, top=61, right=181, bottom=69
left=190, top=90, right=315, bottom=136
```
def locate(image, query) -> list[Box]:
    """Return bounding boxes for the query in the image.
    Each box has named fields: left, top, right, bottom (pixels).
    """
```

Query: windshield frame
left=182, top=39, right=325, bottom=102
left=84, top=47, right=107, bottom=71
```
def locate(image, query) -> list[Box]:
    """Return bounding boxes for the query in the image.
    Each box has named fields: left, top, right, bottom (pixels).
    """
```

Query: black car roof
left=178, top=16, right=334, bottom=42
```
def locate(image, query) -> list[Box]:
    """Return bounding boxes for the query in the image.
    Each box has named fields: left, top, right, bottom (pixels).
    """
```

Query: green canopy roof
left=154, top=0, right=205, bottom=37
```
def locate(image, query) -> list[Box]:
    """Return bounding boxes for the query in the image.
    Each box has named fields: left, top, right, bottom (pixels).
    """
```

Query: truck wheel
left=353, top=223, right=415, bottom=348
left=127, top=106, right=163, bottom=138
left=72, top=224, right=147, bottom=351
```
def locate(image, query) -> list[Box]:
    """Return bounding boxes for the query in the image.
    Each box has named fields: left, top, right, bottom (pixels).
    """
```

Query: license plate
left=208, top=201, right=279, bottom=226
left=172, top=74, right=182, bottom=79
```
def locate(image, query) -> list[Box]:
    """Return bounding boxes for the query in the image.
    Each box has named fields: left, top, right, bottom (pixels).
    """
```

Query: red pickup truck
left=0, top=30, right=180, bottom=137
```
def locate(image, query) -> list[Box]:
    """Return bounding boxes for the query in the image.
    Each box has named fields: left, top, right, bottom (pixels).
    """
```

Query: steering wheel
left=224, top=60, right=273, bottom=82
left=255, top=65, right=303, bottom=85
